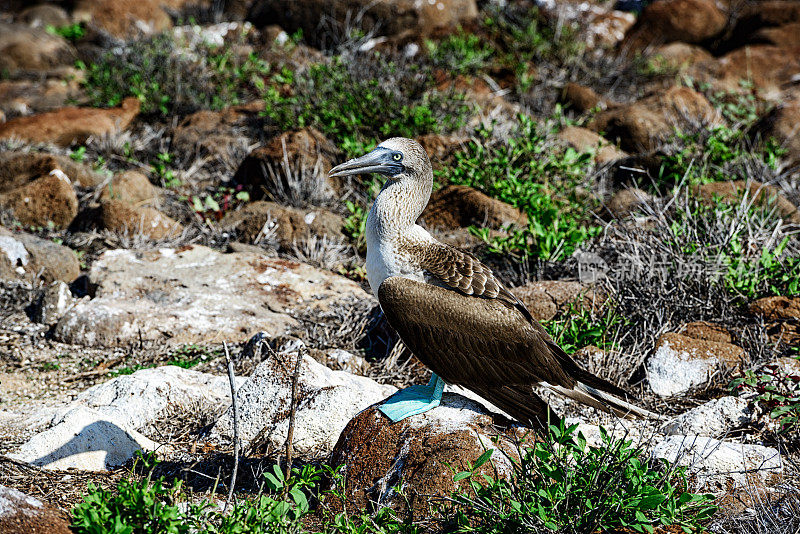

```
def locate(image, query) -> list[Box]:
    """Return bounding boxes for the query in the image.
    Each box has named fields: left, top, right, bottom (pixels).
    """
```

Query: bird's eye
left=392, top=153, right=402, bottom=161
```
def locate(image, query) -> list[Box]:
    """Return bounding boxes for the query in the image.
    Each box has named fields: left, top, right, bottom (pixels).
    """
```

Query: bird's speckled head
left=328, top=137, right=432, bottom=184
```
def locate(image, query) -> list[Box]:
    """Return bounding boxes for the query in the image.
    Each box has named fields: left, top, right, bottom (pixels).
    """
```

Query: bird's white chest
left=365, top=222, right=426, bottom=299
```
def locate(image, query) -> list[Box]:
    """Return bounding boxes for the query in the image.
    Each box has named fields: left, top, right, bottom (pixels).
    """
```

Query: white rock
left=663, top=396, right=752, bottom=438
left=646, top=334, right=743, bottom=397
left=9, top=406, right=160, bottom=471
left=53, top=245, right=370, bottom=346
left=11, top=366, right=244, bottom=471
left=32, top=280, right=75, bottom=324
left=210, top=339, right=396, bottom=455
left=651, top=435, right=782, bottom=490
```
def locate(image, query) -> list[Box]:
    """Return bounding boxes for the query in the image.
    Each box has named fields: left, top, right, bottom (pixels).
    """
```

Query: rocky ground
left=1, top=0, right=800, bottom=532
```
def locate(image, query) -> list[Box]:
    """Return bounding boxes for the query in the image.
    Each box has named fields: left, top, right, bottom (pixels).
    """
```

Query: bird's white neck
left=365, top=175, right=433, bottom=298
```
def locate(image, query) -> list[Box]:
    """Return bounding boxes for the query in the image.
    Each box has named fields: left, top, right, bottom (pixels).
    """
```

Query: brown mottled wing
left=413, top=242, right=533, bottom=321
left=378, top=276, right=577, bottom=392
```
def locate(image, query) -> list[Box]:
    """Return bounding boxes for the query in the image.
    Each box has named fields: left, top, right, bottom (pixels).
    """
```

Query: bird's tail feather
left=547, top=382, right=660, bottom=420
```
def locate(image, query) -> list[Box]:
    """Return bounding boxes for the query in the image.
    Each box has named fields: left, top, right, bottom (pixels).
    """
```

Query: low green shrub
left=731, top=354, right=800, bottom=437
left=438, top=117, right=600, bottom=261
left=263, top=55, right=470, bottom=158
left=448, top=424, right=717, bottom=533
left=80, top=32, right=270, bottom=115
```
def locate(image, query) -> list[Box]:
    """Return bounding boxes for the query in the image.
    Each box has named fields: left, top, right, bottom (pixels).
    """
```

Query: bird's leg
left=378, top=373, right=445, bottom=423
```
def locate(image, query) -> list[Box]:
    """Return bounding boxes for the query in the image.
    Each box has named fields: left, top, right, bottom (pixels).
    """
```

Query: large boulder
left=98, top=199, right=184, bottom=239
left=646, top=332, right=745, bottom=397
left=0, top=78, right=84, bottom=118
left=0, top=151, right=105, bottom=189
left=53, top=246, right=370, bottom=346
left=72, top=0, right=173, bottom=40
left=651, top=436, right=782, bottom=491
left=0, top=486, right=71, bottom=534
left=247, top=0, right=478, bottom=46
left=754, top=95, right=800, bottom=165
left=10, top=366, right=244, bottom=471
left=210, top=337, right=396, bottom=455
left=420, top=185, right=527, bottom=231
left=0, top=23, right=75, bottom=75
left=588, top=86, right=720, bottom=152
left=697, top=45, right=800, bottom=99
left=232, top=128, right=341, bottom=200
left=621, top=0, right=727, bottom=52
left=0, top=169, right=78, bottom=228
left=0, top=228, right=80, bottom=283
left=662, top=397, right=753, bottom=438
left=692, top=180, right=800, bottom=224
left=221, top=200, right=344, bottom=249
left=557, top=126, right=627, bottom=164
left=329, top=393, right=525, bottom=516
left=0, top=98, right=140, bottom=147
left=98, top=170, right=158, bottom=205
left=511, top=280, right=606, bottom=322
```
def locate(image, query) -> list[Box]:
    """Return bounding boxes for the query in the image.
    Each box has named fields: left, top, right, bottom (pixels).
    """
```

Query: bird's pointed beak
left=328, top=148, right=401, bottom=178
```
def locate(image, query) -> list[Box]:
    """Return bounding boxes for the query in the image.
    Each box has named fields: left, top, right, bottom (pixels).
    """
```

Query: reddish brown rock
left=233, top=127, right=341, bottom=198
left=559, top=83, right=605, bottom=113
left=558, top=126, right=626, bottom=164
left=421, top=185, right=526, bottom=231
left=621, top=0, right=727, bottom=52
left=588, top=86, right=721, bottom=152
left=0, top=151, right=104, bottom=188
left=329, top=394, right=528, bottom=516
left=0, top=171, right=78, bottom=228
left=170, top=103, right=263, bottom=159
left=605, top=187, right=653, bottom=218
left=0, top=78, right=84, bottom=118
left=0, top=97, right=140, bottom=148
left=678, top=321, right=734, bottom=344
left=73, top=0, right=172, bottom=39
left=0, top=485, right=71, bottom=534
left=749, top=296, right=800, bottom=321
left=99, top=199, right=183, bottom=239
left=647, top=42, right=713, bottom=72
left=18, top=4, right=72, bottom=29
left=692, top=180, right=800, bottom=224
left=512, top=280, right=606, bottom=322
left=0, top=22, right=76, bottom=74
left=697, top=45, right=800, bottom=98
left=751, top=22, right=800, bottom=48
left=0, top=228, right=81, bottom=283
left=415, top=133, right=467, bottom=163
left=754, top=96, right=800, bottom=165
left=221, top=200, right=344, bottom=249
left=99, top=171, right=158, bottom=206
left=248, top=0, right=479, bottom=46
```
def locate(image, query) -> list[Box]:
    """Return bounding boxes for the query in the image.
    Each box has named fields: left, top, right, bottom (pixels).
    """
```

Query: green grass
left=436, top=117, right=600, bottom=261
left=70, top=427, right=716, bottom=534
left=166, top=344, right=222, bottom=369
left=263, top=56, right=470, bottom=158
left=79, top=32, right=270, bottom=115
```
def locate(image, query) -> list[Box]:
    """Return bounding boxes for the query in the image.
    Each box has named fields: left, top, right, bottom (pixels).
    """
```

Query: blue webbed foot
left=379, top=373, right=445, bottom=423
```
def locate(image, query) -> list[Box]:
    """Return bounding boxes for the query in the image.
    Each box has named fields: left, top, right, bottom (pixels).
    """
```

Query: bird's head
left=328, top=138, right=431, bottom=184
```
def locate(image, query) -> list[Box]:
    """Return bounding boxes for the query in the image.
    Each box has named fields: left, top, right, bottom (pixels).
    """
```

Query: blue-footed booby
left=329, top=138, right=657, bottom=426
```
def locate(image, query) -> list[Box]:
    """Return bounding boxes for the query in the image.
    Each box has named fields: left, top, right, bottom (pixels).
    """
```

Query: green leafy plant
left=343, top=201, right=367, bottom=254
left=189, top=187, right=250, bottom=222
left=543, top=302, right=626, bottom=354
left=263, top=56, right=469, bottom=157
left=439, top=117, right=600, bottom=261
left=47, top=22, right=86, bottom=41
left=731, top=356, right=800, bottom=436
left=151, top=151, right=180, bottom=188
left=427, top=31, right=496, bottom=75
left=80, top=32, right=270, bottom=115
left=448, top=424, right=717, bottom=533
left=166, top=344, right=222, bottom=369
